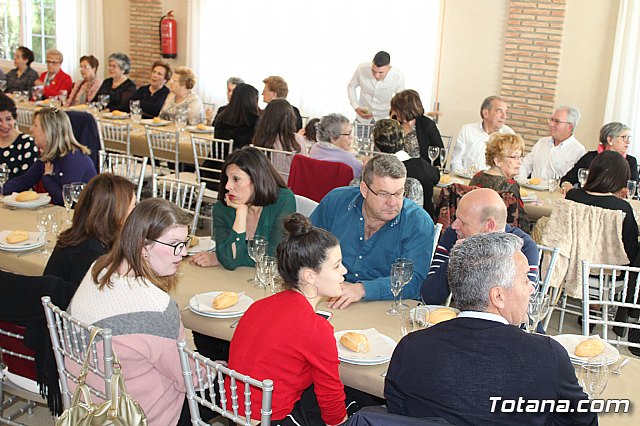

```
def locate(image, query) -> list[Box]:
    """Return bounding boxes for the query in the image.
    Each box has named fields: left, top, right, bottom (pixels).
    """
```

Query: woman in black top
left=127, top=60, right=171, bottom=118
left=562, top=122, right=637, bottom=189
left=91, top=52, right=137, bottom=111
left=214, top=83, right=260, bottom=149
left=43, top=173, right=136, bottom=286
left=4, top=46, right=39, bottom=93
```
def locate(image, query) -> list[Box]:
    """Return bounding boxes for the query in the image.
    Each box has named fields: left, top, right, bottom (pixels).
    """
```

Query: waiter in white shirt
left=519, top=105, right=586, bottom=180
left=347, top=51, right=405, bottom=123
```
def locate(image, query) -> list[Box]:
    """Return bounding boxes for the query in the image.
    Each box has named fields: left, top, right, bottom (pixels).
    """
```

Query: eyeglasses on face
left=547, top=117, right=570, bottom=125
left=150, top=237, right=191, bottom=256
left=45, top=60, right=60, bottom=65
left=340, top=130, right=353, bottom=136
left=502, top=154, right=523, bottom=161
left=618, top=135, right=632, bottom=142
left=364, top=181, right=404, bottom=201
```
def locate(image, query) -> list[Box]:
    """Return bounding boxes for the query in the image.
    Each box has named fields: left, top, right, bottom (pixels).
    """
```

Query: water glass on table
left=58, top=90, right=68, bottom=105
left=401, top=306, right=429, bottom=336
left=257, top=255, right=276, bottom=289
left=526, top=292, right=550, bottom=333
left=578, top=168, right=589, bottom=188
left=578, top=358, right=609, bottom=399
left=70, top=182, right=86, bottom=205
left=428, top=146, right=440, bottom=165
left=388, top=262, right=404, bottom=315
left=62, top=184, right=73, bottom=224
left=395, top=257, right=414, bottom=309
left=36, top=211, right=53, bottom=257
left=547, top=175, right=560, bottom=193
left=626, top=180, right=637, bottom=200
left=130, top=100, right=142, bottom=123
left=0, top=163, right=8, bottom=203
left=247, top=236, right=268, bottom=286
left=439, top=148, right=447, bottom=172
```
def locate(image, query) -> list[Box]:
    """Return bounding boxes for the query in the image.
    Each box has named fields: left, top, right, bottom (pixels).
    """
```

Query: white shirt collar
left=394, top=150, right=411, bottom=161
left=458, top=311, right=509, bottom=325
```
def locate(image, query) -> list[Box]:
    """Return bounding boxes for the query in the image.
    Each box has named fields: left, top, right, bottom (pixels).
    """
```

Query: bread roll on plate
left=212, top=292, right=239, bottom=310
left=15, top=191, right=39, bottom=202
left=340, top=332, right=370, bottom=353
left=574, top=338, right=605, bottom=357
left=188, top=235, right=200, bottom=248
left=429, top=307, right=457, bottom=324
left=6, top=230, right=30, bottom=244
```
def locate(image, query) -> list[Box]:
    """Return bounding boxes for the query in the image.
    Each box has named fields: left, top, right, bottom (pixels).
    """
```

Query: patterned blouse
left=404, top=126, right=420, bottom=158
left=1, top=133, right=38, bottom=179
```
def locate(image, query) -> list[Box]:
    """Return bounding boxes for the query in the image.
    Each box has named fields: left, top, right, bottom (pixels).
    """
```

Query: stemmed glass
left=388, top=262, right=404, bottom=315
left=98, top=95, right=110, bottom=111
left=438, top=148, right=447, bottom=172
left=395, top=258, right=414, bottom=309
left=626, top=180, right=636, bottom=201
left=70, top=182, right=85, bottom=205
left=257, top=255, right=276, bottom=289
left=526, top=292, right=550, bottom=333
left=0, top=164, right=9, bottom=203
left=58, top=90, right=68, bottom=105
left=468, top=161, right=479, bottom=177
left=578, top=358, right=609, bottom=399
left=36, top=211, right=52, bottom=257
left=428, top=146, right=440, bottom=166
left=578, top=168, right=589, bottom=188
left=130, top=100, right=142, bottom=123
left=247, top=236, right=268, bottom=286
left=547, top=175, right=560, bottom=193
left=62, top=184, right=73, bottom=224
left=175, top=108, right=188, bottom=132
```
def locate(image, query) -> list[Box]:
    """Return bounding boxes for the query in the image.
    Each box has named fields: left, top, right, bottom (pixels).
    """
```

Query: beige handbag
left=55, top=328, right=147, bottom=426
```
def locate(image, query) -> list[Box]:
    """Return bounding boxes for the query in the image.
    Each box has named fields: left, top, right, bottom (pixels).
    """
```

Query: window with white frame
left=0, top=0, right=56, bottom=63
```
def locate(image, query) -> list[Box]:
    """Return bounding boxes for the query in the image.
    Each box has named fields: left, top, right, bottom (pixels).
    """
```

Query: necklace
left=491, top=166, right=506, bottom=178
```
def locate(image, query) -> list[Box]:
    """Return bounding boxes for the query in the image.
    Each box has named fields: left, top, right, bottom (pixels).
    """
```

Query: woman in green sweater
left=190, top=146, right=295, bottom=269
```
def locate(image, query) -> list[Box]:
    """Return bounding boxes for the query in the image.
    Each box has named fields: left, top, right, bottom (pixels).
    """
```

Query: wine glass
left=257, top=256, right=276, bottom=289
left=439, top=148, right=447, bottom=172
left=526, top=292, right=550, bottom=333
left=70, top=182, right=85, bottom=205
left=547, top=175, right=560, bottom=193
left=626, top=180, right=636, bottom=200
left=0, top=164, right=8, bottom=203
left=468, top=161, right=479, bottom=177
left=578, top=358, right=609, bottom=399
left=578, top=168, right=589, bottom=188
left=0, top=80, right=6, bottom=92
left=395, top=258, right=414, bottom=309
left=98, top=94, right=110, bottom=111
left=427, top=146, right=440, bottom=165
left=62, top=184, right=73, bottom=224
left=175, top=109, right=188, bottom=132
left=130, top=100, right=142, bottom=123
left=247, top=236, right=267, bottom=285
left=388, top=262, right=404, bottom=315
left=58, top=90, right=68, bottom=105
left=401, top=306, right=429, bottom=336
left=36, top=211, right=52, bottom=257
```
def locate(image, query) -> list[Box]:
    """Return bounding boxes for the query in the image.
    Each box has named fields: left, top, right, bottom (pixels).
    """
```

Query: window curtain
left=604, top=0, right=640, bottom=157
left=186, top=0, right=440, bottom=121
left=56, top=0, right=104, bottom=81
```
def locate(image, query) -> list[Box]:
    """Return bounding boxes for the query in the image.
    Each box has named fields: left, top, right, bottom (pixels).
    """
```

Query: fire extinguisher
left=160, top=10, right=177, bottom=58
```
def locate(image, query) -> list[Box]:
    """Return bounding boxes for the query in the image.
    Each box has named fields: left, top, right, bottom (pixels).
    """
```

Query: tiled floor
left=2, top=310, right=635, bottom=425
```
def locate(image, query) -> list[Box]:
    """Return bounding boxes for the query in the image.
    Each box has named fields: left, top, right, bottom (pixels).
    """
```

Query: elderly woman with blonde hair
left=469, top=132, right=530, bottom=231
left=159, top=66, right=204, bottom=125
left=2, top=108, right=96, bottom=205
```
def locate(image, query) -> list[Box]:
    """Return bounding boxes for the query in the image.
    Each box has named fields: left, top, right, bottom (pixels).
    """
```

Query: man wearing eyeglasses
left=450, top=96, right=515, bottom=173
left=310, top=154, right=434, bottom=309
left=519, top=105, right=586, bottom=180
left=35, top=49, right=73, bottom=100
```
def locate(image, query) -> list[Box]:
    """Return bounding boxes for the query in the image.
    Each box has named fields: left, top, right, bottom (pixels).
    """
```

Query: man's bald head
left=451, top=188, right=507, bottom=239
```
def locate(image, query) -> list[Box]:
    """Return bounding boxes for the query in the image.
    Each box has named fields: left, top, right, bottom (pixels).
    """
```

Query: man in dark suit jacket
left=385, top=232, right=597, bottom=426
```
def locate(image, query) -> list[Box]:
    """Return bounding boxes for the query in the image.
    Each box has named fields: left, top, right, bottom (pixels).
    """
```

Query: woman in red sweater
left=228, top=213, right=348, bottom=425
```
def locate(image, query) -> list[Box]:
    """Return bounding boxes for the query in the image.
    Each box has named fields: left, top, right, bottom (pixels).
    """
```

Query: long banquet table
left=0, top=204, right=638, bottom=425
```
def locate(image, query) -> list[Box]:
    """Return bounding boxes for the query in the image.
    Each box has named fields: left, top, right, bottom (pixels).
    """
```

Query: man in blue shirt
left=311, top=155, right=434, bottom=309
left=421, top=188, right=539, bottom=305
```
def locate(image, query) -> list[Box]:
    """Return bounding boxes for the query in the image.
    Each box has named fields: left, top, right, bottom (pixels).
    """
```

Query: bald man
left=421, top=188, right=539, bottom=305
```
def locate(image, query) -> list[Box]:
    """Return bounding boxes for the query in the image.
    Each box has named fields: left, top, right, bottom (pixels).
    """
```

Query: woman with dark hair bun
left=565, top=150, right=638, bottom=263
left=227, top=212, right=349, bottom=426
left=190, top=146, right=295, bottom=269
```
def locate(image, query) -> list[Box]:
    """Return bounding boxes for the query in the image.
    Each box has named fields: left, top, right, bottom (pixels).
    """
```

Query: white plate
left=0, top=231, right=45, bottom=251
left=187, top=125, right=214, bottom=134
left=187, top=236, right=215, bottom=255
left=410, top=305, right=460, bottom=325
left=35, top=101, right=52, bottom=107
left=436, top=177, right=464, bottom=188
left=188, top=292, right=253, bottom=318
left=517, top=178, right=548, bottom=191
left=141, top=119, right=170, bottom=127
left=550, top=334, right=619, bottom=365
left=103, top=112, right=129, bottom=119
left=3, top=193, right=51, bottom=209
left=521, top=194, right=538, bottom=203
left=334, top=329, right=396, bottom=365
left=452, top=170, right=474, bottom=179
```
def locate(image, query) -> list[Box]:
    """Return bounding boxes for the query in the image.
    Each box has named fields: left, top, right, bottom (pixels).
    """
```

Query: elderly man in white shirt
left=519, top=105, right=586, bottom=180
left=450, top=96, right=514, bottom=173
left=347, top=51, right=405, bottom=123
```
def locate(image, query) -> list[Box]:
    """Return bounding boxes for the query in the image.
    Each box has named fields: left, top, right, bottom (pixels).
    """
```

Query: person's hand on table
left=355, top=107, right=373, bottom=120
left=560, top=182, right=573, bottom=195
left=190, top=251, right=220, bottom=267
left=326, top=282, right=365, bottom=309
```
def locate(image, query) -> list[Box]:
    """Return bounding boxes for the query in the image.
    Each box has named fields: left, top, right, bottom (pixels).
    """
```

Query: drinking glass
left=388, top=262, right=404, bottom=315
left=578, top=168, right=589, bottom=188
left=58, top=90, right=68, bottom=105
left=98, top=94, right=110, bottom=111
left=468, top=161, right=479, bottom=177
left=395, top=258, right=414, bottom=309
left=70, top=182, right=85, bottom=205
left=439, top=148, right=447, bottom=172
left=257, top=256, right=276, bottom=289
left=626, top=180, right=637, bottom=200
left=175, top=109, right=188, bottom=132
left=428, top=146, right=440, bottom=165
left=526, top=292, right=550, bottom=333
left=0, top=80, right=6, bottom=92
left=130, top=100, right=142, bottom=123
left=578, top=358, right=609, bottom=399
left=62, top=184, right=73, bottom=223
left=0, top=163, right=8, bottom=203
left=401, top=306, right=429, bottom=336
left=547, top=175, right=560, bottom=193
left=271, top=274, right=284, bottom=294
left=247, top=236, right=267, bottom=285
left=36, top=211, right=52, bottom=257
left=49, top=96, right=61, bottom=109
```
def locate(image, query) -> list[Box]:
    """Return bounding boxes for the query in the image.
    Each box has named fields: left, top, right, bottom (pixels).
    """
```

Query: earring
left=143, top=253, right=148, bottom=258
left=300, top=282, right=319, bottom=299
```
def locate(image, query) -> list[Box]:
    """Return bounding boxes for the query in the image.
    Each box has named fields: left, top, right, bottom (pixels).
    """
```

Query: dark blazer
left=416, top=115, right=444, bottom=167
left=127, top=84, right=170, bottom=118
left=385, top=317, right=597, bottom=426
left=43, top=238, right=106, bottom=288
left=562, top=150, right=639, bottom=185
left=403, top=157, right=439, bottom=218
left=214, top=113, right=259, bottom=150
